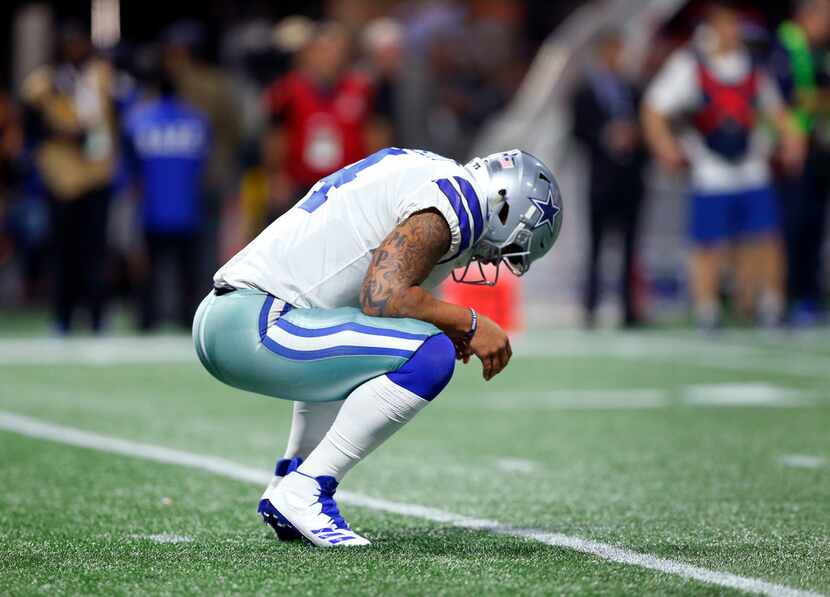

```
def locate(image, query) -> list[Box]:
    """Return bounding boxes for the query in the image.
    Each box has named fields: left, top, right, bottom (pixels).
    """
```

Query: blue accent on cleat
left=274, top=456, right=303, bottom=477
left=258, top=456, right=304, bottom=541
left=297, top=472, right=350, bottom=530
left=258, top=498, right=302, bottom=541
left=309, top=527, right=357, bottom=544
left=328, top=536, right=357, bottom=544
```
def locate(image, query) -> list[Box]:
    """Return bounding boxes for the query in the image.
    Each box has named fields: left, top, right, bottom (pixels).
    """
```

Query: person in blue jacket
left=124, top=68, right=211, bottom=330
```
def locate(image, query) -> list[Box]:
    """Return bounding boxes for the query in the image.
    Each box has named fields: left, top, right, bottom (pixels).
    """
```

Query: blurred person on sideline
left=123, top=67, right=211, bottom=331
left=769, top=0, right=830, bottom=326
left=573, top=30, right=647, bottom=328
left=21, top=23, right=118, bottom=334
left=362, top=17, right=405, bottom=149
left=0, top=92, right=23, bottom=204
left=425, top=17, right=517, bottom=160
left=0, top=91, right=23, bottom=273
left=261, top=22, right=382, bottom=201
left=238, top=131, right=284, bottom=240
left=642, top=1, right=805, bottom=331
left=236, top=16, right=379, bottom=241
left=162, top=22, right=242, bottom=284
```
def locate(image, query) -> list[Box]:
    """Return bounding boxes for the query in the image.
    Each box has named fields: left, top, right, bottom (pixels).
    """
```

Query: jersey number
left=298, top=147, right=407, bottom=213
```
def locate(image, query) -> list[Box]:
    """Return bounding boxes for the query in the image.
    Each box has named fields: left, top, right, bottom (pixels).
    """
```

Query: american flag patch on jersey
left=499, top=155, right=515, bottom=169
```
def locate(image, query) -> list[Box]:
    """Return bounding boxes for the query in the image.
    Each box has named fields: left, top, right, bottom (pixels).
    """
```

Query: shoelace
left=317, top=478, right=350, bottom=530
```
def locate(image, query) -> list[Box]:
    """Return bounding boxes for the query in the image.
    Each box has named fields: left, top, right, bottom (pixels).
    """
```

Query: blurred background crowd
left=0, top=0, right=829, bottom=335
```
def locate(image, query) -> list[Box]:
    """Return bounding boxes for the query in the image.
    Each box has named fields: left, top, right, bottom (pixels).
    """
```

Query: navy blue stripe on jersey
left=299, top=147, right=407, bottom=213
left=453, top=176, right=484, bottom=243
left=435, top=178, right=471, bottom=263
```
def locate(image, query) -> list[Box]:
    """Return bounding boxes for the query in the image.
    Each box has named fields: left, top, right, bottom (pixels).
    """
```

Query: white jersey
left=215, top=148, right=489, bottom=309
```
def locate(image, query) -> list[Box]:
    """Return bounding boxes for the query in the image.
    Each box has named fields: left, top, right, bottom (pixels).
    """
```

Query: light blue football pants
left=192, top=289, right=455, bottom=403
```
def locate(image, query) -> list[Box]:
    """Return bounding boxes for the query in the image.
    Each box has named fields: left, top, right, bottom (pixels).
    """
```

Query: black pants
left=777, top=146, right=830, bottom=309
left=50, top=188, right=110, bottom=333
left=584, top=183, right=643, bottom=326
left=138, top=231, right=200, bottom=331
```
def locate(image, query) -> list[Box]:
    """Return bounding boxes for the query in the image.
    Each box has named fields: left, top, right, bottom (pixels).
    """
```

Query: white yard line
left=518, top=335, right=830, bottom=380
left=778, top=454, right=827, bottom=469
left=0, top=337, right=194, bottom=366
left=465, top=386, right=815, bottom=411
left=1, top=334, right=830, bottom=381
left=133, top=533, right=194, bottom=544
left=475, top=389, right=669, bottom=411
left=495, top=457, right=537, bottom=473
left=0, top=411, right=822, bottom=597
left=682, top=384, right=813, bottom=408
left=0, top=333, right=826, bottom=382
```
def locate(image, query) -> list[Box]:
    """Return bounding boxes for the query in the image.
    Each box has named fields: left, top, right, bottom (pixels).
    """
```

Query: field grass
left=1, top=327, right=829, bottom=595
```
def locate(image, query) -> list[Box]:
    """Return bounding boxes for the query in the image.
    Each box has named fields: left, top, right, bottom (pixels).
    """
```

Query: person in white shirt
left=642, top=0, right=805, bottom=329
left=193, top=147, right=563, bottom=547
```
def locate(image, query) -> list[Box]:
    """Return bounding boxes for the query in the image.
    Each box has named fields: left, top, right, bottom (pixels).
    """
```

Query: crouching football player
left=193, top=148, right=563, bottom=546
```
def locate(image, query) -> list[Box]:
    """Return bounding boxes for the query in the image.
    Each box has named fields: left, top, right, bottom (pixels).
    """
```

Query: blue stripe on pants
left=258, top=296, right=419, bottom=361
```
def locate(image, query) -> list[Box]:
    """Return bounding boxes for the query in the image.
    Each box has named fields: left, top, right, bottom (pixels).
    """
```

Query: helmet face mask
left=455, top=149, right=562, bottom=286
left=501, top=232, right=533, bottom=276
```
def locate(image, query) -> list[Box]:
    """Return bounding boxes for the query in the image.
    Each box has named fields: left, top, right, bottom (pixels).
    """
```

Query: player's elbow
left=359, top=291, right=383, bottom=317
left=359, top=283, right=400, bottom=317
left=359, top=287, right=376, bottom=316
left=359, top=285, right=424, bottom=319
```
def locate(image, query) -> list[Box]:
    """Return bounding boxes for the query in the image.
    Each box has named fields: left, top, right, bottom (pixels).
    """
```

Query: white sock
left=263, top=400, right=344, bottom=496
left=283, top=400, right=344, bottom=460
left=758, top=289, right=784, bottom=327
left=695, top=301, right=720, bottom=328
left=298, top=375, right=429, bottom=481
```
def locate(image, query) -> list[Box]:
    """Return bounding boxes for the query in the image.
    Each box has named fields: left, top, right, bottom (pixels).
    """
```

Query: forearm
left=773, top=107, right=804, bottom=141
left=815, top=89, right=830, bottom=116
left=359, top=210, right=512, bottom=379
left=641, top=104, right=678, bottom=156
left=772, top=107, right=807, bottom=174
left=360, top=208, right=459, bottom=329
left=366, top=285, right=472, bottom=339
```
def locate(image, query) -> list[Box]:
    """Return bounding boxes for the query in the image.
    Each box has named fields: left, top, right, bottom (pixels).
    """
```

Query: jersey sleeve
left=645, top=50, right=699, bottom=115
left=394, top=178, right=465, bottom=263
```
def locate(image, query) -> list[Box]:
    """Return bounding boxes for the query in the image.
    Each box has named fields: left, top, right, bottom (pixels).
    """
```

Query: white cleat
left=265, top=470, right=371, bottom=547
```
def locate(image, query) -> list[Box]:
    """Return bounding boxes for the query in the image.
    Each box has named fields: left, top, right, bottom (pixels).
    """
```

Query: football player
left=193, top=147, right=563, bottom=546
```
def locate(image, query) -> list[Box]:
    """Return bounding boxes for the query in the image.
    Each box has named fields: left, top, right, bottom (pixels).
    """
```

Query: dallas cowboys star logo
left=530, top=188, right=560, bottom=231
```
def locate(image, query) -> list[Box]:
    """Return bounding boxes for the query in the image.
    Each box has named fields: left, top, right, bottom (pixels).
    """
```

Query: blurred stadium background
left=1, top=1, right=829, bottom=595
left=0, top=0, right=824, bottom=331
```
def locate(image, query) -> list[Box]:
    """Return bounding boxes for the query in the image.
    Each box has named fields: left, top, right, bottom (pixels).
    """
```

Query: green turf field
left=1, top=328, right=828, bottom=596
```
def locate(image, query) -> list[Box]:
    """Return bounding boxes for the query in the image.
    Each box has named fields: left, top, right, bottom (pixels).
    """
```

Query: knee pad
left=386, top=333, right=455, bottom=401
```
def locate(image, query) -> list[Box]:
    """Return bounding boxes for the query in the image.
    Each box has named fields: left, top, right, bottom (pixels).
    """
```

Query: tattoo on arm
left=360, top=209, right=451, bottom=317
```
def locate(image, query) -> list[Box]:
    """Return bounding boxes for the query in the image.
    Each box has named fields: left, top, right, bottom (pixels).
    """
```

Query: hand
left=468, top=315, right=512, bottom=381
left=655, top=141, right=687, bottom=174
left=778, top=132, right=806, bottom=177
left=604, top=120, right=639, bottom=156
left=452, top=336, right=473, bottom=363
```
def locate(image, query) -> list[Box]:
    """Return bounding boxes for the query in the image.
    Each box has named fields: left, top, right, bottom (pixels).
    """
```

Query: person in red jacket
left=262, top=22, right=390, bottom=211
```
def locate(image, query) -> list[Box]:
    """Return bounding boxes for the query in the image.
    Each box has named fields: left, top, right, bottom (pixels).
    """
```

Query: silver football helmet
left=456, top=149, right=563, bottom=285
